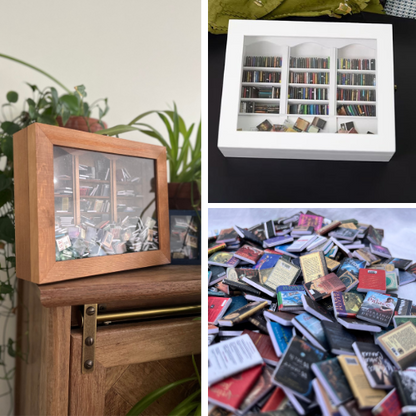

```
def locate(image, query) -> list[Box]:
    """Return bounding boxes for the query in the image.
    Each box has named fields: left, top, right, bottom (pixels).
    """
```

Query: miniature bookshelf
left=238, top=37, right=377, bottom=134
left=54, top=146, right=158, bottom=260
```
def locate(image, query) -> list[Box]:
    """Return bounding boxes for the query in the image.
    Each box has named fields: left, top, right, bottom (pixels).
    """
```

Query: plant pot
left=168, top=182, right=200, bottom=210
left=56, top=116, right=107, bottom=133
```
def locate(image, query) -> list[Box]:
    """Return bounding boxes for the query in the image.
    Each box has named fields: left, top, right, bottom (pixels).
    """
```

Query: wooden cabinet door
left=69, top=318, right=201, bottom=416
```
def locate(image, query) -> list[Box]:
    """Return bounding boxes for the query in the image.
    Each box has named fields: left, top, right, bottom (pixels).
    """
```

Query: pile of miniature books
left=208, top=211, right=416, bottom=416
left=256, top=117, right=373, bottom=134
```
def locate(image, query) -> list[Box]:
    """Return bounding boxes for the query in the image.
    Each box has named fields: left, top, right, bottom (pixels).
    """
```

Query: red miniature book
left=303, top=273, right=346, bottom=301
left=208, top=296, right=232, bottom=325
left=357, top=269, right=386, bottom=293
left=234, top=244, right=264, bottom=265
left=261, top=387, right=287, bottom=412
left=208, top=364, right=264, bottom=412
left=242, top=329, right=280, bottom=366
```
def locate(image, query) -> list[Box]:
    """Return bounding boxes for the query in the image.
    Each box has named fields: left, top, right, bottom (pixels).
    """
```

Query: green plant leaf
left=128, top=110, right=157, bottom=126
left=75, top=84, right=87, bottom=98
left=0, top=172, right=12, bottom=193
left=6, top=256, right=15, bottom=268
left=1, top=135, right=13, bottom=161
left=168, top=389, right=201, bottom=416
left=0, top=215, right=15, bottom=243
left=37, top=113, right=57, bottom=125
left=126, top=376, right=197, bottom=416
left=25, top=83, right=38, bottom=92
left=169, top=401, right=199, bottom=416
left=7, top=339, right=15, bottom=358
left=83, top=102, right=89, bottom=117
left=59, top=94, right=79, bottom=114
left=61, top=104, right=71, bottom=126
left=95, top=124, right=139, bottom=136
left=6, top=91, right=18, bottom=103
left=0, top=282, right=13, bottom=296
left=195, top=404, right=201, bottom=416
left=0, top=189, right=13, bottom=209
left=1, top=121, right=20, bottom=136
left=50, top=87, right=59, bottom=111
left=192, top=355, right=200, bottom=387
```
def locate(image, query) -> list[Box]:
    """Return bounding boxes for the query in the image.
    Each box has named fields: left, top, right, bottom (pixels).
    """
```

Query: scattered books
left=208, top=210, right=415, bottom=415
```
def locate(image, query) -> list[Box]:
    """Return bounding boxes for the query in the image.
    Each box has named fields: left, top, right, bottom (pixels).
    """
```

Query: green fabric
left=208, top=0, right=385, bottom=34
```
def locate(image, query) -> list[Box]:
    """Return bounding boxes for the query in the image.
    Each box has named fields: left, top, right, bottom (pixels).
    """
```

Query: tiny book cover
left=234, top=244, right=264, bottom=265
left=311, top=358, right=354, bottom=406
left=253, top=253, right=281, bottom=270
left=241, top=268, right=278, bottom=298
left=322, top=321, right=357, bottom=355
left=370, top=244, right=392, bottom=259
left=357, top=269, right=387, bottom=293
left=264, top=310, right=297, bottom=326
left=392, top=370, right=416, bottom=413
left=332, top=227, right=359, bottom=241
left=302, top=295, right=336, bottom=322
left=386, top=271, right=398, bottom=291
left=208, top=296, right=232, bottom=325
left=208, top=242, right=226, bottom=256
left=393, top=315, right=416, bottom=328
left=339, top=271, right=359, bottom=292
left=208, top=334, right=263, bottom=386
left=377, top=322, right=416, bottom=369
left=352, top=342, right=394, bottom=389
left=261, top=387, right=288, bottom=412
left=208, top=364, right=264, bottom=412
left=216, top=227, right=238, bottom=243
left=267, top=320, right=293, bottom=357
left=234, top=225, right=264, bottom=246
left=277, top=285, right=306, bottom=311
left=304, top=273, right=346, bottom=301
left=395, top=298, right=413, bottom=316
left=312, top=379, right=340, bottom=416
left=300, top=251, right=329, bottom=283
left=267, top=257, right=301, bottom=288
left=292, top=225, right=314, bottom=235
left=332, top=291, right=364, bottom=318
left=371, top=388, right=401, bottom=416
left=338, top=355, right=386, bottom=409
left=386, top=258, right=412, bottom=271
left=223, top=296, right=248, bottom=318
left=239, top=366, right=275, bottom=413
left=298, top=213, right=323, bottom=232
left=208, top=252, right=240, bottom=268
left=318, top=220, right=341, bottom=236
left=357, top=291, right=397, bottom=327
left=286, top=235, right=317, bottom=253
left=264, top=235, right=293, bottom=248
left=218, top=301, right=269, bottom=327
left=273, top=336, right=327, bottom=402
left=293, top=312, right=328, bottom=351
left=242, top=329, right=280, bottom=366
left=336, top=257, right=366, bottom=278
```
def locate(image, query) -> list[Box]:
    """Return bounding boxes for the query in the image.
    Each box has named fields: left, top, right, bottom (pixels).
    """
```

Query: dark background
left=209, top=13, right=416, bottom=202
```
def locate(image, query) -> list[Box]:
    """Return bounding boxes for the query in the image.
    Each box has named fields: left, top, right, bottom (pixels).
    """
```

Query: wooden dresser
left=14, top=265, right=201, bottom=415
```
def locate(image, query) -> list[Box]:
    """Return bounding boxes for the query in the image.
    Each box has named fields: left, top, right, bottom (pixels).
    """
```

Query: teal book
left=293, top=312, right=329, bottom=351
left=267, top=321, right=293, bottom=357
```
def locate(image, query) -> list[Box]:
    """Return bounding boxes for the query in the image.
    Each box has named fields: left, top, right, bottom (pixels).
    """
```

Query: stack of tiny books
left=256, top=118, right=373, bottom=134
left=208, top=211, right=416, bottom=416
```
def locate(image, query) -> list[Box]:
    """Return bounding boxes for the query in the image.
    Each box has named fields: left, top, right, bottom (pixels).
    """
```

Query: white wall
left=0, top=1, right=200, bottom=414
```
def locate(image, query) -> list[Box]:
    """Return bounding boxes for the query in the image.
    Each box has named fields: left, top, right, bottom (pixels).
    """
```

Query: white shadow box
left=218, top=20, right=395, bottom=162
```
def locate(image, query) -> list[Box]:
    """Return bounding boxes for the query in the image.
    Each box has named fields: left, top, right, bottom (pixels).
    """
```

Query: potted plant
left=96, top=103, right=201, bottom=210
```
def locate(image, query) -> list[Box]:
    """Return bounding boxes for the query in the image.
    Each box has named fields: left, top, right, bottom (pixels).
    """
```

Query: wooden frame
left=14, top=123, right=170, bottom=284
left=169, top=210, right=201, bottom=265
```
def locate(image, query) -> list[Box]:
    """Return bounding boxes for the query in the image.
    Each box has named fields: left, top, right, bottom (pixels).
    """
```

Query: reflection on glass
left=54, top=146, right=158, bottom=261
left=170, top=215, right=199, bottom=260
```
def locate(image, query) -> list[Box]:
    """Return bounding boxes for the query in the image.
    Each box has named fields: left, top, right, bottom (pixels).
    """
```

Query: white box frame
left=218, top=20, right=395, bottom=162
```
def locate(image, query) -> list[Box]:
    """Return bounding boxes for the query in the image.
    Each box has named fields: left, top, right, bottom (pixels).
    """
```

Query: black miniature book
left=272, top=336, right=328, bottom=402
left=321, top=320, right=356, bottom=355
left=301, top=295, right=336, bottom=323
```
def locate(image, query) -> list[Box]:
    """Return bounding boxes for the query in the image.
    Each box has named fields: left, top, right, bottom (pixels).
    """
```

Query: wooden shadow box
left=14, top=123, right=170, bottom=284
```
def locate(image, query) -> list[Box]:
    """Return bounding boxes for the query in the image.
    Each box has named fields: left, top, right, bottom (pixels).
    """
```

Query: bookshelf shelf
left=79, top=179, right=110, bottom=184
left=288, top=99, right=329, bottom=104
left=288, top=83, right=330, bottom=88
left=241, top=82, right=281, bottom=87
left=243, top=66, right=282, bottom=71
left=337, top=85, right=376, bottom=90
left=337, top=69, right=376, bottom=74
left=337, top=100, right=375, bottom=105
left=240, top=98, right=280, bottom=102
left=80, top=195, right=111, bottom=199
left=289, top=68, right=330, bottom=72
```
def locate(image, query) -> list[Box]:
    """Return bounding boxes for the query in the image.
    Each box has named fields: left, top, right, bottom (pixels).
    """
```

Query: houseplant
left=96, top=104, right=201, bottom=211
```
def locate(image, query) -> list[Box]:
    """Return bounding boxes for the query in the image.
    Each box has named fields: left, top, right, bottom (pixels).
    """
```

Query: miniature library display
left=14, top=123, right=170, bottom=284
left=218, top=21, right=395, bottom=161
left=54, top=147, right=158, bottom=261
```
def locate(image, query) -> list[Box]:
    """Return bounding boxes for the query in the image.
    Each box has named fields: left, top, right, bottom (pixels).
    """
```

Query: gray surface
left=208, top=208, right=416, bottom=301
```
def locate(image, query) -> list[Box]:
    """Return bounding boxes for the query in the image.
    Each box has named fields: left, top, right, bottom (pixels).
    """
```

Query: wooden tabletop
left=35, top=264, right=201, bottom=308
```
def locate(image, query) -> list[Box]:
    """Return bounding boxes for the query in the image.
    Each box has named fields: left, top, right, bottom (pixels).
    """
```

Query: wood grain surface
left=14, top=279, right=71, bottom=416
left=39, top=264, right=201, bottom=308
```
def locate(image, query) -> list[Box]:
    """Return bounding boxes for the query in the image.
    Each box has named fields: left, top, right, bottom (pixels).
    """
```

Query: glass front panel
left=238, top=36, right=378, bottom=134
left=170, top=214, right=200, bottom=261
left=54, top=146, right=158, bottom=261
